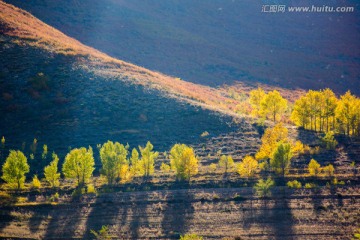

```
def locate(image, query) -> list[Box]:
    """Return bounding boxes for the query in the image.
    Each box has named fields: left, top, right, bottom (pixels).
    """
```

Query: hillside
left=1, top=2, right=360, bottom=240
left=4, top=0, right=360, bottom=95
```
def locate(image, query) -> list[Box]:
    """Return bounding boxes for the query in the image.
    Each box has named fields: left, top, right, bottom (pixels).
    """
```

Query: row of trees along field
left=0, top=140, right=200, bottom=189
left=1, top=122, right=343, bottom=190
left=246, top=88, right=360, bottom=136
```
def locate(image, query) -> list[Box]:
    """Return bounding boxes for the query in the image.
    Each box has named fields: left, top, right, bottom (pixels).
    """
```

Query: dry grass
left=0, top=1, right=304, bottom=118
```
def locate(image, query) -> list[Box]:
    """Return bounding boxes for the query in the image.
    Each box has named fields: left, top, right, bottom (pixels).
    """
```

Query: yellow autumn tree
left=260, top=90, right=288, bottom=122
left=249, top=87, right=266, bottom=117
left=256, top=123, right=289, bottom=160
left=237, top=155, right=258, bottom=177
left=335, top=91, right=359, bottom=136
left=170, top=144, right=199, bottom=181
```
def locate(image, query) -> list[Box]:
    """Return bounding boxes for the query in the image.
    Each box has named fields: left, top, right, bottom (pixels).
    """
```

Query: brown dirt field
left=0, top=186, right=359, bottom=239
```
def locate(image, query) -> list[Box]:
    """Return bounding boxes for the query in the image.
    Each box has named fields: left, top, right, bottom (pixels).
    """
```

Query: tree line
left=247, top=88, right=360, bottom=136
left=1, top=122, right=342, bottom=190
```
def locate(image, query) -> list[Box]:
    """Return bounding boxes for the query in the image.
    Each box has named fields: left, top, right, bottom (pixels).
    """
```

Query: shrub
left=287, top=180, right=302, bottom=188
left=49, top=192, right=59, bottom=202
left=254, top=177, right=274, bottom=197
left=87, top=184, right=96, bottom=194
left=91, top=225, right=111, bottom=240
left=209, top=163, right=217, bottom=172
left=200, top=131, right=209, bottom=137
left=180, top=233, right=203, bottom=240
left=308, top=159, right=321, bottom=176
left=322, top=164, right=335, bottom=177
left=305, top=183, right=317, bottom=189
left=160, top=162, right=171, bottom=172
left=322, top=131, right=338, bottom=150
left=32, top=175, right=41, bottom=189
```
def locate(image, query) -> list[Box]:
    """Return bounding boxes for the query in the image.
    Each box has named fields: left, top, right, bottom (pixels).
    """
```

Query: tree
left=308, top=159, right=321, bottom=176
left=260, top=90, right=288, bottom=122
left=180, top=234, right=203, bottom=240
left=32, top=175, right=41, bottom=189
left=237, top=155, right=258, bottom=177
left=139, top=141, right=159, bottom=179
left=44, top=153, right=61, bottom=187
left=254, top=177, right=274, bottom=198
left=249, top=87, right=266, bottom=117
left=130, top=148, right=142, bottom=176
left=170, top=144, right=199, bottom=181
left=322, top=164, right=335, bottom=177
left=270, top=142, right=293, bottom=177
left=218, top=155, right=234, bottom=175
left=256, top=123, right=289, bottom=160
left=62, top=147, right=95, bottom=186
left=99, top=141, right=128, bottom=185
left=291, top=95, right=311, bottom=128
left=335, top=91, right=358, bottom=136
left=322, top=131, right=338, bottom=150
left=1, top=150, right=30, bottom=189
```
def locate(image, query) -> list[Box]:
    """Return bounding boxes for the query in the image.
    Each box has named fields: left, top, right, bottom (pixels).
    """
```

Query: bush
left=91, top=225, right=111, bottom=240
left=308, top=159, right=321, bottom=176
left=209, top=163, right=217, bottom=172
left=180, top=233, right=203, bottom=240
left=49, top=192, right=59, bottom=202
left=287, top=180, right=302, bottom=188
left=322, top=131, right=338, bottom=150
left=322, top=164, right=335, bottom=177
left=160, top=162, right=171, bottom=172
left=32, top=175, right=41, bottom=189
left=87, top=184, right=96, bottom=194
left=254, top=177, right=274, bottom=197
left=305, top=183, right=317, bottom=189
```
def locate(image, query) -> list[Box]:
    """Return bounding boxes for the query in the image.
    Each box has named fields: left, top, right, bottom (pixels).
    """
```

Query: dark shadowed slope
left=4, top=0, right=360, bottom=94
left=0, top=2, right=242, bottom=162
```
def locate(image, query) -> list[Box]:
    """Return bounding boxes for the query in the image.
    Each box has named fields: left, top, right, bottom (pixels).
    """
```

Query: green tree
left=322, top=131, right=338, bottom=150
left=130, top=148, right=141, bottom=176
left=2, top=150, right=30, bottom=189
left=218, top=154, right=234, bottom=175
left=270, top=142, right=293, bottom=177
left=170, top=144, right=199, bottom=181
left=139, top=141, right=159, bottom=179
left=44, top=153, right=60, bottom=187
left=308, top=159, right=321, bottom=176
left=254, top=177, right=274, bottom=197
left=260, top=90, right=288, bottom=122
left=62, top=147, right=95, bottom=186
left=99, top=141, right=128, bottom=185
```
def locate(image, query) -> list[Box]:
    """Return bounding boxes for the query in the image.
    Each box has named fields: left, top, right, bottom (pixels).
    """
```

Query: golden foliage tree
left=308, top=159, right=321, bottom=176
left=335, top=91, right=359, bottom=136
left=260, top=90, right=288, bottom=122
left=256, top=123, right=289, bottom=160
left=170, top=144, right=199, bottom=181
left=237, top=155, right=258, bottom=177
left=249, top=87, right=266, bottom=117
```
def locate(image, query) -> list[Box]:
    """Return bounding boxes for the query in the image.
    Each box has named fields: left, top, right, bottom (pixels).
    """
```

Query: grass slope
left=4, top=0, right=360, bottom=94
